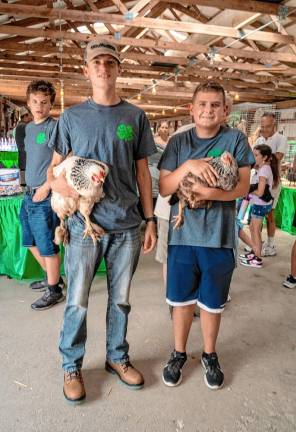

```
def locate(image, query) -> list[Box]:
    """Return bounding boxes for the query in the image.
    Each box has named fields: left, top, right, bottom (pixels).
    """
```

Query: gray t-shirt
left=52, top=98, right=156, bottom=232
left=158, top=126, right=255, bottom=248
left=24, top=117, right=56, bottom=187
left=148, top=143, right=165, bottom=198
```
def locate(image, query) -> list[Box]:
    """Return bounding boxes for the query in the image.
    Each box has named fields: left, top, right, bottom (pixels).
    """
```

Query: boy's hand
left=187, top=158, right=218, bottom=187
left=142, top=221, right=157, bottom=254
left=191, top=183, right=214, bottom=200
left=32, top=184, right=51, bottom=202
left=51, top=170, right=79, bottom=198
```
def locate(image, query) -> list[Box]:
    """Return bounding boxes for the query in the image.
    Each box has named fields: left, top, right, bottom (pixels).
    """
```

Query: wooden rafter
left=160, top=0, right=295, bottom=17
left=0, top=4, right=292, bottom=45
left=1, top=25, right=296, bottom=65
left=0, top=0, right=295, bottom=114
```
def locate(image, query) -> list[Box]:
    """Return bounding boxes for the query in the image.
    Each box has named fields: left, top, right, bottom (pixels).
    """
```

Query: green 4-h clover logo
left=207, top=148, right=223, bottom=158
left=36, top=131, right=47, bottom=145
left=116, top=123, right=134, bottom=141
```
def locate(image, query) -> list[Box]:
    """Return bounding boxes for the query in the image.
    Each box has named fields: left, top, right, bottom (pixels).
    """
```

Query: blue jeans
left=19, top=192, right=59, bottom=256
left=59, top=215, right=142, bottom=372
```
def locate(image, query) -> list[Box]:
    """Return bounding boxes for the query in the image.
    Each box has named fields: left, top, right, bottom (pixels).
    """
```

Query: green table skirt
left=0, top=151, right=19, bottom=168
left=0, top=195, right=106, bottom=280
left=274, top=186, right=296, bottom=235
left=0, top=187, right=295, bottom=280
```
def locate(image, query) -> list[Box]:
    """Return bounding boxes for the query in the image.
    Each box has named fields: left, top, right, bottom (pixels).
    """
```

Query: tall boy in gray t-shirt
left=19, top=80, right=64, bottom=311
left=47, top=40, right=157, bottom=403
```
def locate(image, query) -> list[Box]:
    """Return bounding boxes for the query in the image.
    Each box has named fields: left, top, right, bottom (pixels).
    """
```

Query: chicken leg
left=54, top=218, right=69, bottom=246
left=172, top=200, right=186, bottom=229
left=79, top=197, right=105, bottom=245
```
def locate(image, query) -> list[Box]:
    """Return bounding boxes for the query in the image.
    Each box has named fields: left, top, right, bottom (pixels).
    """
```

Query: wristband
left=145, top=216, right=157, bottom=224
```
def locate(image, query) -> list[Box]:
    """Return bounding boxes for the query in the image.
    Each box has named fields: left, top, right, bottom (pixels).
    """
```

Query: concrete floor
left=1, top=229, right=296, bottom=432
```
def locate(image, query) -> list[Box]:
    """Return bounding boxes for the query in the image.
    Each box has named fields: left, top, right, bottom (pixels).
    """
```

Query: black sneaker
left=283, top=274, right=296, bottom=289
left=162, top=350, right=187, bottom=387
left=30, top=276, right=65, bottom=292
left=30, top=277, right=48, bottom=291
left=201, top=352, right=224, bottom=390
left=31, top=289, right=65, bottom=311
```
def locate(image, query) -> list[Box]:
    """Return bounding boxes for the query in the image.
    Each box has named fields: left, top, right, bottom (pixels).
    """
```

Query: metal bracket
left=278, top=5, right=289, bottom=21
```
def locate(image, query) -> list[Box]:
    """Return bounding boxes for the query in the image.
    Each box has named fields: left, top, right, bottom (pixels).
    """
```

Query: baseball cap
left=19, top=106, right=29, bottom=117
left=84, top=40, right=121, bottom=64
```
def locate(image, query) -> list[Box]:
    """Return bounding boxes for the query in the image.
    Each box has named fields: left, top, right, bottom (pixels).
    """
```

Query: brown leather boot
left=105, top=360, right=144, bottom=389
left=63, top=370, right=86, bottom=402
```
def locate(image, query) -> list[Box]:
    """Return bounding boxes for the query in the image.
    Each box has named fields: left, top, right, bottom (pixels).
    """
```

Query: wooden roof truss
left=0, top=0, right=295, bottom=118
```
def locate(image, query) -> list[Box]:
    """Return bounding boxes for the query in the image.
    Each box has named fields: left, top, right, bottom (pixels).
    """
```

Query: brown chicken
left=51, top=156, right=109, bottom=245
left=171, top=151, right=239, bottom=228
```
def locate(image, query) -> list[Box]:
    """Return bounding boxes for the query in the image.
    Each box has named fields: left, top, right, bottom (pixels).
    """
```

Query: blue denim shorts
left=167, top=245, right=235, bottom=313
left=19, top=192, right=59, bottom=256
left=250, top=203, right=272, bottom=220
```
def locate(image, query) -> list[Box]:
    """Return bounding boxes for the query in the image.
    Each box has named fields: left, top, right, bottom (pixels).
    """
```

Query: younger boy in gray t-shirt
left=159, top=82, right=254, bottom=391
left=19, top=80, right=64, bottom=311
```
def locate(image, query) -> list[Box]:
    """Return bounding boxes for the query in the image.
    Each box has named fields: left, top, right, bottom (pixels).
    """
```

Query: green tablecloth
left=0, top=151, right=19, bottom=168
left=0, top=187, right=295, bottom=280
left=274, top=186, right=296, bottom=235
left=0, top=194, right=106, bottom=280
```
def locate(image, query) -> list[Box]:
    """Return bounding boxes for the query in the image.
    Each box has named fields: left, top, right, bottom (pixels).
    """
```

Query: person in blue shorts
left=19, top=80, right=65, bottom=311
left=158, top=82, right=255, bottom=390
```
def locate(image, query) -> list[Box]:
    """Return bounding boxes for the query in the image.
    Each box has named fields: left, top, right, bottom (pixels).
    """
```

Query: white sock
left=267, top=237, right=275, bottom=247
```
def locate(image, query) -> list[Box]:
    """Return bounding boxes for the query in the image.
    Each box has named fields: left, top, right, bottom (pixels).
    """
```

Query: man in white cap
left=47, top=40, right=157, bottom=403
left=256, top=112, right=288, bottom=256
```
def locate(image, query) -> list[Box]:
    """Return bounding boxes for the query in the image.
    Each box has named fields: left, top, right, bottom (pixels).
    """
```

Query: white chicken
left=51, top=156, right=109, bottom=245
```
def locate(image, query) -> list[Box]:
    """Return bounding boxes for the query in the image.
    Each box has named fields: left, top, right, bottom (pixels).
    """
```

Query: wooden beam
left=271, top=14, right=296, bottom=57
left=0, top=3, right=293, bottom=44
left=168, top=3, right=208, bottom=23
left=2, top=52, right=293, bottom=86
left=169, top=7, right=181, bottom=22
left=160, top=0, right=293, bottom=16
left=110, top=0, right=128, bottom=14
left=128, top=0, right=153, bottom=15
left=275, top=99, right=296, bottom=109
left=0, top=26, right=296, bottom=65
left=0, top=57, right=295, bottom=98
left=83, top=0, right=116, bottom=33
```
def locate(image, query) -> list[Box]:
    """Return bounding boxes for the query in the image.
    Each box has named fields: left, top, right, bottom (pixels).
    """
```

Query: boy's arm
left=136, top=157, right=157, bottom=254
left=47, top=151, right=78, bottom=198
left=159, top=158, right=218, bottom=197
left=191, top=166, right=251, bottom=201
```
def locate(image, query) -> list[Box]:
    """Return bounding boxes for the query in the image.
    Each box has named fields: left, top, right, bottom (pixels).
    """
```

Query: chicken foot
left=172, top=200, right=186, bottom=229
left=54, top=218, right=69, bottom=246
left=82, top=213, right=105, bottom=245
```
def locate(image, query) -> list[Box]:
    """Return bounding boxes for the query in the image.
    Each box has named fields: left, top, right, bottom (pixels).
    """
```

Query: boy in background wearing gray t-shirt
left=159, top=82, right=254, bottom=390
left=19, top=80, right=64, bottom=311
